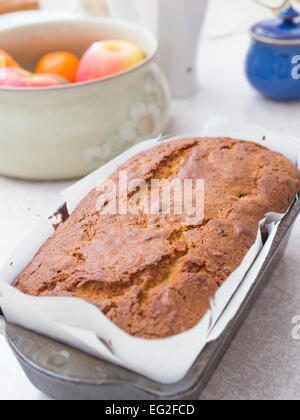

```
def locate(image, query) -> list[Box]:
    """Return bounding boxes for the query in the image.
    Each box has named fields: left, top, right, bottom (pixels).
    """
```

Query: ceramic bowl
left=0, top=11, right=170, bottom=180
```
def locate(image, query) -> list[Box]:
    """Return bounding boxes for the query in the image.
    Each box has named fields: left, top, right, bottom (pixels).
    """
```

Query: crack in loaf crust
left=13, top=138, right=300, bottom=339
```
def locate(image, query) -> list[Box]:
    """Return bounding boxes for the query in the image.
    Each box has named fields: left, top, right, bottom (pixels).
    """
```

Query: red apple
left=76, top=40, right=145, bottom=82
left=0, top=67, right=68, bottom=88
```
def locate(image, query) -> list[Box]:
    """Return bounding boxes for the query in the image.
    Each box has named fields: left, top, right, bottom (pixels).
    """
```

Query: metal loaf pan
left=0, top=199, right=299, bottom=400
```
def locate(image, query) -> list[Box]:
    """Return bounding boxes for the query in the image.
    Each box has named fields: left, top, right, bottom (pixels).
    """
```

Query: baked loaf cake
left=13, top=138, right=300, bottom=339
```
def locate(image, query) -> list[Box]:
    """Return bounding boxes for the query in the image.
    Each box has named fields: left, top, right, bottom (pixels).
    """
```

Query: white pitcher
left=106, top=0, right=209, bottom=97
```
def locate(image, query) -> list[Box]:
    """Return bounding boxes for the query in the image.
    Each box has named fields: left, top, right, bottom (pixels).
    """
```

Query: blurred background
left=37, top=0, right=272, bottom=36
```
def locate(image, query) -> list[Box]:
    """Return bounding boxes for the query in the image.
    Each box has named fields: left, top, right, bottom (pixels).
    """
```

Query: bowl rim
left=0, top=12, right=158, bottom=93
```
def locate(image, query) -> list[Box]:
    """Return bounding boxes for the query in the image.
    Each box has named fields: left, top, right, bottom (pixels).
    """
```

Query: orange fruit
left=0, top=50, right=20, bottom=68
left=36, top=51, right=80, bottom=83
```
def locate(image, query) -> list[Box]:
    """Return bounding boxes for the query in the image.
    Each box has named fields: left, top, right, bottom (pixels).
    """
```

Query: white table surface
left=0, top=1, right=300, bottom=401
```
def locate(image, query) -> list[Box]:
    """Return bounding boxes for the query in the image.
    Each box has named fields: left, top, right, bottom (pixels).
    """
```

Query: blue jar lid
left=251, top=6, right=300, bottom=44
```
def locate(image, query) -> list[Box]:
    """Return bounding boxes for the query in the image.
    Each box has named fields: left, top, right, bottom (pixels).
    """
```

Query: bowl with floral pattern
left=0, top=11, right=170, bottom=180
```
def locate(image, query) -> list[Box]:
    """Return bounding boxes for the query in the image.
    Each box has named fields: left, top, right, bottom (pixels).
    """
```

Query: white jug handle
left=106, top=0, right=140, bottom=24
left=0, top=308, right=5, bottom=336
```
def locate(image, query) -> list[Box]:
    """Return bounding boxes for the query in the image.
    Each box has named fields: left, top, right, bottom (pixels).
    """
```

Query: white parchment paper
left=0, top=115, right=299, bottom=384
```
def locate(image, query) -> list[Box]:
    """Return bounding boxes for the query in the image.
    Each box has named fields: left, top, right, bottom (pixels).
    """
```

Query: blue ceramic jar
left=246, top=6, right=300, bottom=100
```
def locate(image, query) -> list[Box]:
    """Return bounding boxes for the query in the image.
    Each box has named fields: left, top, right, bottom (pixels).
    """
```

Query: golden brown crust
left=13, top=138, right=300, bottom=338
